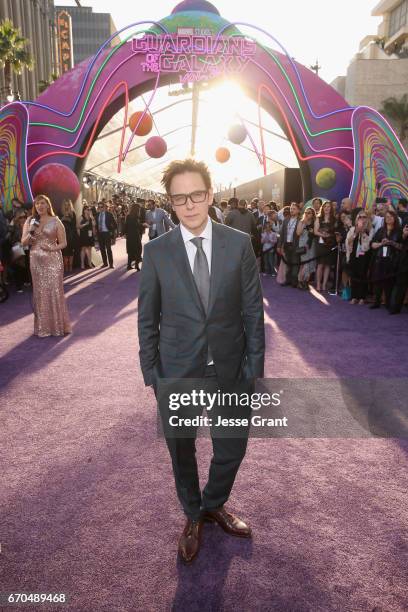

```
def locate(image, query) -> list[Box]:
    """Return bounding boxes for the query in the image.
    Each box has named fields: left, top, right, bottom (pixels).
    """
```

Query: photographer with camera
left=345, top=211, right=373, bottom=305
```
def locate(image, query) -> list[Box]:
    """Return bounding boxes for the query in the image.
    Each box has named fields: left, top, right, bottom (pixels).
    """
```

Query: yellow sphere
left=315, top=167, right=336, bottom=190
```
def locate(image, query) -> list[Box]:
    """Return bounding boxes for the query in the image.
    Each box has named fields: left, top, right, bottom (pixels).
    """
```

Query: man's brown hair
left=161, top=158, right=212, bottom=194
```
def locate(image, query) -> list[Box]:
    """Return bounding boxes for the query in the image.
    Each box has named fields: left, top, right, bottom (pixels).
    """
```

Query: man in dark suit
left=95, top=201, right=117, bottom=268
left=250, top=197, right=260, bottom=218
left=278, top=202, right=301, bottom=287
left=138, top=159, right=265, bottom=564
left=397, top=198, right=408, bottom=227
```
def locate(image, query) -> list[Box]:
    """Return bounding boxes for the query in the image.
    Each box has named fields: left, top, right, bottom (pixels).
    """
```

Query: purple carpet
left=1, top=238, right=407, bottom=612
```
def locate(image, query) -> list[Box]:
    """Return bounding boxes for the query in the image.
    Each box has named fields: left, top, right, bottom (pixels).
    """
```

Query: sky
left=56, top=0, right=382, bottom=84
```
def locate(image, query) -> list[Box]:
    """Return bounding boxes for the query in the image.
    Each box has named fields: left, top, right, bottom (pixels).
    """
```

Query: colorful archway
left=1, top=0, right=407, bottom=212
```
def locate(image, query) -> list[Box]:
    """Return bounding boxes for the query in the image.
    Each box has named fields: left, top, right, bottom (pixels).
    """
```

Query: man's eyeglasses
left=170, top=190, right=208, bottom=207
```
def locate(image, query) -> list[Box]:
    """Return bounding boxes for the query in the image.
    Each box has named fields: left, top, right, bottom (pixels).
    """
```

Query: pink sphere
left=145, top=136, right=167, bottom=158
left=31, top=163, right=80, bottom=209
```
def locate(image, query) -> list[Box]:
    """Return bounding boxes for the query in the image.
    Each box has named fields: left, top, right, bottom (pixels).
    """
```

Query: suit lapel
left=207, top=220, right=226, bottom=316
left=170, top=225, right=206, bottom=316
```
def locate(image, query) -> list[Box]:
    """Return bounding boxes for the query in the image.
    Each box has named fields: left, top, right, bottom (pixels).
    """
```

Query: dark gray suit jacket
left=278, top=217, right=300, bottom=248
left=145, top=207, right=175, bottom=237
left=137, top=220, right=265, bottom=386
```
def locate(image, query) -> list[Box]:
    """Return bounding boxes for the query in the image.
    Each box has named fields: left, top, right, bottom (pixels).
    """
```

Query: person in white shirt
left=371, top=201, right=386, bottom=235
left=145, top=199, right=175, bottom=239
left=261, top=222, right=278, bottom=276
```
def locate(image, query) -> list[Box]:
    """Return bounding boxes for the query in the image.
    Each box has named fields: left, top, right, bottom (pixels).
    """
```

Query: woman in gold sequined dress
left=22, top=195, right=72, bottom=337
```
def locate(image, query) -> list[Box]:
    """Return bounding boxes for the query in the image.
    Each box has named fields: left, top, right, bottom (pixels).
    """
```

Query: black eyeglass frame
left=169, top=190, right=209, bottom=207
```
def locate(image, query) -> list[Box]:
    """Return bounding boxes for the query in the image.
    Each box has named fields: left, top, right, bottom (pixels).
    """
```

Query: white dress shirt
left=286, top=217, right=298, bottom=242
left=98, top=211, right=108, bottom=232
left=180, top=216, right=212, bottom=273
left=372, top=215, right=384, bottom=234
left=179, top=216, right=213, bottom=364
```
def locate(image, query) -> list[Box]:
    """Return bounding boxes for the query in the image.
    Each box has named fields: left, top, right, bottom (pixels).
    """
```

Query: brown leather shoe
left=178, top=519, right=203, bottom=564
left=203, top=506, right=252, bottom=538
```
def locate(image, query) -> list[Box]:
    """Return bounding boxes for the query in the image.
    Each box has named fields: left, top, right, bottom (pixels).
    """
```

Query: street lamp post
left=310, top=59, right=322, bottom=76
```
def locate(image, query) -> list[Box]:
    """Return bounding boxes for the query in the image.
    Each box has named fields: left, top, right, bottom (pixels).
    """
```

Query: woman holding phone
left=345, top=211, right=373, bottom=304
left=314, top=201, right=336, bottom=292
left=78, top=206, right=96, bottom=269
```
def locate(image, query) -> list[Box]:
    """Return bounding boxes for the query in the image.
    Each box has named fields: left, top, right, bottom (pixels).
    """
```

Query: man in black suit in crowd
left=397, top=198, right=408, bottom=227
left=250, top=197, right=260, bottom=218
left=95, top=201, right=117, bottom=268
left=278, top=201, right=301, bottom=287
left=138, top=159, right=265, bottom=564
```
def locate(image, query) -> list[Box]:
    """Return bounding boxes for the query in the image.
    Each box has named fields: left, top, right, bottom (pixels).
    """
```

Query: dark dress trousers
left=138, top=220, right=265, bottom=520
left=279, top=217, right=300, bottom=287
left=390, top=233, right=408, bottom=313
left=96, top=211, right=117, bottom=266
left=124, top=215, right=142, bottom=266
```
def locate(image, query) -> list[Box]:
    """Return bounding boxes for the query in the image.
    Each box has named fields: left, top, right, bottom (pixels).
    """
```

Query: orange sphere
left=129, top=111, right=153, bottom=136
left=215, top=147, right=230, bottom=163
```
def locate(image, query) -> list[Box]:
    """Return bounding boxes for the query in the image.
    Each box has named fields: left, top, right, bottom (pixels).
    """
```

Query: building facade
left=215, top=168, right=302, bottom=205
left=373, top=0, right=408, bottom=53
left=331, top=0, right=408, bottom=113
left=55, top=5, right=119, bottom=66
left=0, top=0, right=59, bottom=102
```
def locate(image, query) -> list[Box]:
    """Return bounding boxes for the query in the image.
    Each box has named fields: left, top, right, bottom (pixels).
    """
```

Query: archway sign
left=1, top=0, right=407, bottom=213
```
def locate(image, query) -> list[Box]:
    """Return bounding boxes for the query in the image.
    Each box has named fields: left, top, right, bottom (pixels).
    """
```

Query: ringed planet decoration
left=215, top=147, right=231, bottom=163
left=145, top=136, right=167, bottom=158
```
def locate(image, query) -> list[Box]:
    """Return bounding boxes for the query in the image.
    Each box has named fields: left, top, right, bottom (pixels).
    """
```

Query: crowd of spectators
left=0, top=194, right=147, bottom=298
left=215, top=195, right=408, bottom=314
left=1, top=192, right=407, bottom=314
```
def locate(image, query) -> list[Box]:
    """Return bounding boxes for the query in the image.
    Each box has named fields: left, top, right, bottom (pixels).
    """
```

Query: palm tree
left=39, top=73, right=59, bottom=94
left=0, top=19, right=34, bottom=101
left=379, top=94, right=408, bottom=143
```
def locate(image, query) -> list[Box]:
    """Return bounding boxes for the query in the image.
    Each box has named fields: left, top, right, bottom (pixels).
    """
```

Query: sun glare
left=197, top=80, right=247, bottom=151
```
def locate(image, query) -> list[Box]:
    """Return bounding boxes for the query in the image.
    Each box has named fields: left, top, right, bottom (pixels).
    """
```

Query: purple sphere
left=145, top=136, right=167, bottom=158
